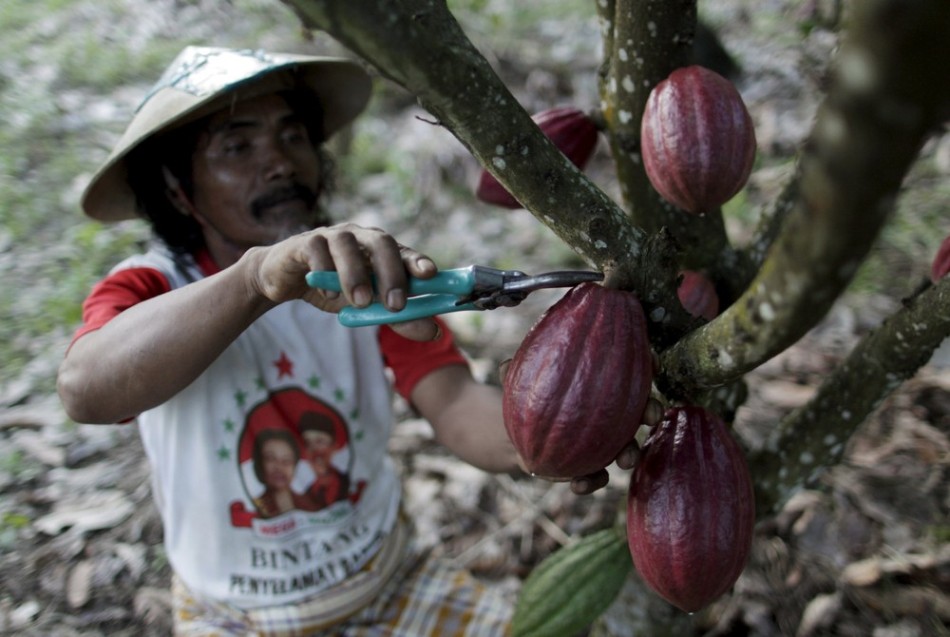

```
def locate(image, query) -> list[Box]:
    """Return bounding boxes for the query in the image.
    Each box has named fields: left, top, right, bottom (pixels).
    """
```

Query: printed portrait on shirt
left=235, top=388, right=355, bottom=522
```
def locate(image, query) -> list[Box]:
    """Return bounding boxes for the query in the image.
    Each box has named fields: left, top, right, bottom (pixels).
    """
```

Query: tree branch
left=750, top=276, right=950, bottom=515
left=658, top=0, right=950, bottom=397
left=595, top=1, right=736, bottom=268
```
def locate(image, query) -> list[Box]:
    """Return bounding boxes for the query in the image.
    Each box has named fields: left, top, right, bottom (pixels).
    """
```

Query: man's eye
left=224, top=140, right=249, bottom=154
left=283, top=124, right=310, bottom=144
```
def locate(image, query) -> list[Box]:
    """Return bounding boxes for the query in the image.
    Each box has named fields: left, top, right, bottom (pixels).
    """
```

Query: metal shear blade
left=468, top=269, right=604, bottom=310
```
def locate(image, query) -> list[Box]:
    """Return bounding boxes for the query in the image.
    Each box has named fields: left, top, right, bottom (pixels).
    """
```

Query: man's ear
left=162, top=166, right=197, bottom=217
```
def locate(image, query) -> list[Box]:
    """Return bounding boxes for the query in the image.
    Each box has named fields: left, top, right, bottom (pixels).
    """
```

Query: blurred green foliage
left=0, top=0, right=271, bottom=389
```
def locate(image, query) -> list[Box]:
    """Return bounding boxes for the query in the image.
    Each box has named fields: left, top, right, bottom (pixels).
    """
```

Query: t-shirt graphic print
left=231, top=386, right=366, bottom=528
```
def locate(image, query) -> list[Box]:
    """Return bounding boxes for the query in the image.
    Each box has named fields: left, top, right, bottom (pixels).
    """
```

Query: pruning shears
left=305, top=265, right=604, bottom=327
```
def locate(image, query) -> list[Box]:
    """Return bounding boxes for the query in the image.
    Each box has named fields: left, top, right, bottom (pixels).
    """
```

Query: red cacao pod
left=640, top=65, right=756, bottom=214
left=931, top=235, right=950, bottom=282
left=476, top=107, right=599, bottom=209
left=677, top=270, right=719, bottom=321
left=627, top=405, right=755, bottom=612
left=503, top=282, right=652, bottom=478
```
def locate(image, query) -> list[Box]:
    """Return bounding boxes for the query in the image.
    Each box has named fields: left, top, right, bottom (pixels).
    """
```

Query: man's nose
left=261, top=139, right=296, bottom=180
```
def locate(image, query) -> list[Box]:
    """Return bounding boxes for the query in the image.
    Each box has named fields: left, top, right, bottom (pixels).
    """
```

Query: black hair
left=124, top=87, right=333, bottom=254
left=298, top=411, right=337, bottom=439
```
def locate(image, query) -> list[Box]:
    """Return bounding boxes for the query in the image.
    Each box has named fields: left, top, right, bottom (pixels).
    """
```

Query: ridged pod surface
left=627, top=405, right=755, bottom=612
left=503, top=282, right=652, bottom=478
left=476, top=107, right=599, bottom=209
left=641, top=65, right=756, bottom=214
left=512, top=528, right=631, bottom=637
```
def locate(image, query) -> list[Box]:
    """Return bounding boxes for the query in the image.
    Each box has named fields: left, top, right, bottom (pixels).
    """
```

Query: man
left=58, top=46, right=616, bottom=635
left=298, top=411, right=353, bottom=510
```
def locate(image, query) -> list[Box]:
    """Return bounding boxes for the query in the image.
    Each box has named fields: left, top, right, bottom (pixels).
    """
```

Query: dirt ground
left=1, top=0, right=948, bottom=635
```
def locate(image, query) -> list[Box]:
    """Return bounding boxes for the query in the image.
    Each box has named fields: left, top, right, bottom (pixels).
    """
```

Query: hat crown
left=139, top=47, right=299, bottom=111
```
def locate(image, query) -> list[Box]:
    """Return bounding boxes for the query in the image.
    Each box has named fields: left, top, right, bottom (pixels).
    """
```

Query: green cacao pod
left=503, top=282, right=653, bottom=478
left=476, top=107, right=599, bottom=209
left=640, top=65, right=756, bottom=214
left=627, top=405, right=755, bottom=612
left=513, top=528, right=632, bottom=637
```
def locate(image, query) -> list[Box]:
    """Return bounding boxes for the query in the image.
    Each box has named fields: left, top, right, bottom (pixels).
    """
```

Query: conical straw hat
left=81, top=46, right=372, bottom=221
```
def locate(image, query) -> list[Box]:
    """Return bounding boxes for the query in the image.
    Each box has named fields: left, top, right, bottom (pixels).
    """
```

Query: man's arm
left=410, top=364, right=521, bottom=474
left=412, top=363, right=643, bottom=494
left=58, top=224, right=438, bottom=424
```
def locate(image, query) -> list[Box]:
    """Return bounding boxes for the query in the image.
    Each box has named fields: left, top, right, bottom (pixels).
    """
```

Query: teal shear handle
left=338, top=295, right=475, bottom=326
left=305, top=265, right=602, bottom=328
left=304, top=267, right=480, bottom=327
left=304, top=266, right=477, bottom=297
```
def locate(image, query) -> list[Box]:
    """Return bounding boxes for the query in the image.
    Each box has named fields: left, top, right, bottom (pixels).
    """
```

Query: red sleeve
left=71, top=267, right=172, bottom=343
left=378, top=318, right=468, bottom=400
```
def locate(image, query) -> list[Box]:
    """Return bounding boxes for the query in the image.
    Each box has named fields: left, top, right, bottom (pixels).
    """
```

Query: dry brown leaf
left=113, top=542, right=147, bottom=582
left=758, top=380, right=818, bottom=409
left=12, top=429, right=66, bottom=466
left=795, top=591, right=842, bottom=637
left=0, top=405, right=60, bottom=430
left=133, top=586, right=172, bottom=623
left=0, top=599, right=41, bottom=632
left=66, top=559, right=94, bottom=609
left=841, top=557, right=882, bottom=586
left=33, top=489, right=135, bottom=535
left=850, top=585, right=950, bottom=621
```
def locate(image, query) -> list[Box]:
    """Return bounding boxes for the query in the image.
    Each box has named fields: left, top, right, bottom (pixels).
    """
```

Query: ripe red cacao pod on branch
left=640, top=65, right=757, bottom=214
left=627, top=405, right=755, bottom=612
left=677, top=270, right=720, bottom=321
left=931, top=235, right=950, bottom=282
left=476, top=107, right=599, bottom=209
left=503, top=282, right=653, bottom=478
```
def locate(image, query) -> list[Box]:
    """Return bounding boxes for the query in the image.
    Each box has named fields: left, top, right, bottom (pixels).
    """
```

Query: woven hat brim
left=81, top=52, right=372, bottom=222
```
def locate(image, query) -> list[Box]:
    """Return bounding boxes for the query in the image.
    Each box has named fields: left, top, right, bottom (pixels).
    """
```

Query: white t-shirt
left=82, top=246, right=463, bottom=609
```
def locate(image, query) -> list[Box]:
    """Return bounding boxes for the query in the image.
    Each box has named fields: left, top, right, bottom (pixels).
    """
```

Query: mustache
left=250, top=183, right=318, bottom=219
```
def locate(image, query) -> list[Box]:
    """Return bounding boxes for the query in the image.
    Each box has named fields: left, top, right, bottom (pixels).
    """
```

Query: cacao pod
left=677, top=270, right=720, bottom=320
left=513, top=528, right=631, bottom=637
left=503, top=282, right=652, bottom=478
left=627, top=405, right=755, bottom=612
left=931, top=235, right=950, bottom=282
left=640, top=65, right=757, bottom=214
left=476, top=107, right=599, bottom=209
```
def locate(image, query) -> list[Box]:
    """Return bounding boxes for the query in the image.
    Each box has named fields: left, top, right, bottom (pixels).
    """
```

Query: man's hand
left=565, top=442, right=640, bottom=495
left=245, top=223, right=440, bottom=341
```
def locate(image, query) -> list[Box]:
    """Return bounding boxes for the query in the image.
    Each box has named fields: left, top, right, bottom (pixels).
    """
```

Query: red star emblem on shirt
left=273, top=351, right=294, bottom=378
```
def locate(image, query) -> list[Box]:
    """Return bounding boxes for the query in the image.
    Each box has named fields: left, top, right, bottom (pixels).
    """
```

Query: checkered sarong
left=173, top=519, right=512, bottom=636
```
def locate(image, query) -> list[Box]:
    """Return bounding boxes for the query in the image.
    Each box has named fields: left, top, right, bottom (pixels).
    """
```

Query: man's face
left=189, top=93, right=326, bottom=253
left=302, top=429, right=335, bottom=472
left=261, top=437, right=297, bottom=490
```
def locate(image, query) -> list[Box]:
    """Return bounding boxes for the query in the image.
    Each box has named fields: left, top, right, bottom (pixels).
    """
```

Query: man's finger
left=389, top=317, right=441, bottom=342
left=570, top=469, right=609, bottom=495
left=615, top=440, right=641, bottom=471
